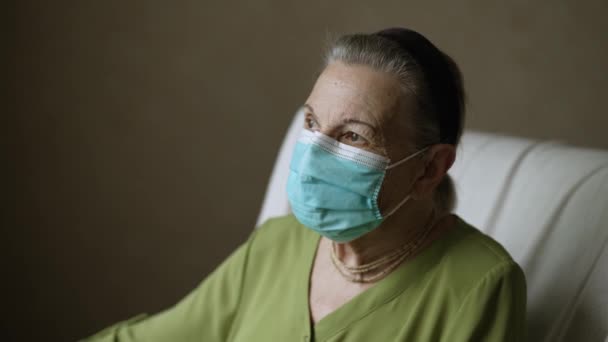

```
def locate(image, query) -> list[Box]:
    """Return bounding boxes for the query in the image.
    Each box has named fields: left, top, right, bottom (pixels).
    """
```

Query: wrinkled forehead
left=306, top=61, right=413, bottom=144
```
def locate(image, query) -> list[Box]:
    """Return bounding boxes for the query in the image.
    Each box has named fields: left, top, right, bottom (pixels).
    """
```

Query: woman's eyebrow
left=303, top=103, right=315, bottom=113
left=342, top=118, right=377, bottom=133
left=303, top=103, right=377, bottom=134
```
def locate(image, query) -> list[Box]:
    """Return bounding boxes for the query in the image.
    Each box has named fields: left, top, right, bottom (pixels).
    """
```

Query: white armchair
left=257, top=110, right=608, bottom=342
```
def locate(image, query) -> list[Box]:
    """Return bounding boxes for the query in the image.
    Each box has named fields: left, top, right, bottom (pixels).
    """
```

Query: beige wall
left=11, top=1, right=608, bottom=340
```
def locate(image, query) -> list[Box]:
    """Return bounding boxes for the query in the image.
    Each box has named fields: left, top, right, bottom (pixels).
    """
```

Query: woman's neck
left=332, top=200, right=439, bottom=267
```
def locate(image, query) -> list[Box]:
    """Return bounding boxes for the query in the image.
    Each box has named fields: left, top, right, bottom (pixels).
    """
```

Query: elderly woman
left=83, top=28, right=526, bottom=342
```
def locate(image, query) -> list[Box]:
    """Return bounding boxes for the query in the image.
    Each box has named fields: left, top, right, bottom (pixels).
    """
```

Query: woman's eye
left=342, top=132, right=368, bottom=145
left=305, top=117, right=318, bottom=130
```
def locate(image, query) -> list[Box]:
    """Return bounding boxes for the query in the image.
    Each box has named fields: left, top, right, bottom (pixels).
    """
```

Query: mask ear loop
left=382, top=146, right=431, bottom=218
left=385, top=146, right=429, bottom=170
left=384, top=195, right=411, bottom=218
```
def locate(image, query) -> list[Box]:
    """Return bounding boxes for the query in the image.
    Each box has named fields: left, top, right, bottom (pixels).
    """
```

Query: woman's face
left=302, top=61, right=424, bottom=213
left=302, top=61, right=412, bottom=157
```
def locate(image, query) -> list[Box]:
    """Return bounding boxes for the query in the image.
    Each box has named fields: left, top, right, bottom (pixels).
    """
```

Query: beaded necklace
left=330, top=210, right=437, bottom=283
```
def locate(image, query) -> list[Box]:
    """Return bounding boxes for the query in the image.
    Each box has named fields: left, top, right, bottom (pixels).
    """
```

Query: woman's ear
left=411, top=144, right=456, bottom=200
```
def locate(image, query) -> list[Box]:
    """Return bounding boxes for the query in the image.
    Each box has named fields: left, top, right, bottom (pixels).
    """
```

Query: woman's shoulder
left=446, top=216, right=515, bottom=264
left=248, top=214, right=317, bottom=258
left=431, top=215, right=525, bottom=296
left=254, top=213, right=313, bottom=239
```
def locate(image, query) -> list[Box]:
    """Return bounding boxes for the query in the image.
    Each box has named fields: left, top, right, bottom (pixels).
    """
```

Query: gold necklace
left=330, top=210, right=437, bottom=283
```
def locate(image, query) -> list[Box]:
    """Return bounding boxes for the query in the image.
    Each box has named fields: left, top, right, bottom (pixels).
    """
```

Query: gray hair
left=323, top=30, right=466, bottom=214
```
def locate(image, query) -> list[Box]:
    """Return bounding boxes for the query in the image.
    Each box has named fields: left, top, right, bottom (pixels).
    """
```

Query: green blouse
left=82, top=214, right=526, bottom=342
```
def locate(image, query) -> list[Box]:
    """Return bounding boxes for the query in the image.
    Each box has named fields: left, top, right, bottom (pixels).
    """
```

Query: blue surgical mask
left=287, top=129, right=428, bottom=243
